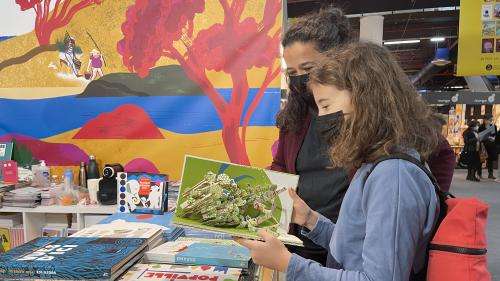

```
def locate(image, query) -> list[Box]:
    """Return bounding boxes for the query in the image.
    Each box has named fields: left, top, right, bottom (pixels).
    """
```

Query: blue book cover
left=145, top=238, right=250, bottom=269
left=0, top=237, right=147, bottom=280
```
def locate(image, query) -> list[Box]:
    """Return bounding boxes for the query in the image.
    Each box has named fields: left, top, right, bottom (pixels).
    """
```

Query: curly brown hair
left=276, top=7, right=351, bottom=132
left=309, top=42, right=441, bottom=169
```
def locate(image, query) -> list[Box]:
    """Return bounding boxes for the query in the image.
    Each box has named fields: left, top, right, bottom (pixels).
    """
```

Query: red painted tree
left=15, top=0, right=104, bottom=45
left=118, top=0, right=281, bottom=165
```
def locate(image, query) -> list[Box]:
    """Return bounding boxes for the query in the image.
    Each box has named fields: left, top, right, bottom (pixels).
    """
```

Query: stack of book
left=0, top=236, right=148, bottom=280
left=98, top=212, right=184, bottom=242
left=144, top=237, right=251, bottom=269
left=2, top=187, right=41, bottom=208
left=0, top=183, right=16, bottom=208
left=167, top=181, right=180, bottom=211
left=40, top=188, right=56, bottom=206
left=72, top=219, right=165, bottom=248
left=120, top=264, right=252, bottom=281
left=120, top=237, right=257, bottom=281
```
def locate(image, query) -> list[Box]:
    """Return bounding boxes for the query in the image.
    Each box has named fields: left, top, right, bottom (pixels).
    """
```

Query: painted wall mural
left=0, top=0, right=282, bottom=179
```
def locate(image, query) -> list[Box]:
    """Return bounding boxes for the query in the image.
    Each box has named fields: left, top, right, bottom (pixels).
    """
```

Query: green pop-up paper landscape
left=173, top=155, right=302, bottom=245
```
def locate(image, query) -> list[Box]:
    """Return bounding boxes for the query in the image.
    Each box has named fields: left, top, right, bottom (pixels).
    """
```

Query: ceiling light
left=384, top=39, right=421, bottom=45
left=430, top=37, right=446, bottom=42
left=431, top=48, right=451, bottom=66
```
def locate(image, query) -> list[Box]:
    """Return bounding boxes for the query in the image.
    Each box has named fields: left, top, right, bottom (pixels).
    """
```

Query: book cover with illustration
left=173, top=155, right=302, bottom=246
left=117, top=172, right=168, bottom=215
left=41, top=226, right=67, bottom=238
left=145, top=237, right=250, bottom=269
left=72, top=220, right=163, bottom=246
left=0, top=228, right=10, bottom=253
left=0, top=237, right=147, bottom=280
left=98, top=212, right=184, bottom=241
left=120, top=263, right=244, bottom=281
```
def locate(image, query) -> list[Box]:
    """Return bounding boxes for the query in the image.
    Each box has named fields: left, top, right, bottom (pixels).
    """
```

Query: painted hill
left=73, top=104, right=164, bottom=139
left=0, top=134, right=88, bottom=166
left=77, top=65, right=203, bottom=97
left=124, top=158, right=160, bottom=174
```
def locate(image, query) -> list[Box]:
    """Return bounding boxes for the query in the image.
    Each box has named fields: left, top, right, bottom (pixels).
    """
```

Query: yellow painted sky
left=0, top=0, right=282, bottom=97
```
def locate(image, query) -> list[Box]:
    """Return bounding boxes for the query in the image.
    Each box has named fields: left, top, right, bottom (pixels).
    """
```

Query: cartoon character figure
left=87, top=49, right=104, bottom=80
left=59, top=35, right=81, bottom=76
left=148, top=184, right=162, bottom=209
left=125, top=180, right=141, bottom=212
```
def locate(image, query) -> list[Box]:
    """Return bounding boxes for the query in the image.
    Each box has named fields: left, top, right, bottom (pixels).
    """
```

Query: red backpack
left=367, top=154, right=491, bottom=281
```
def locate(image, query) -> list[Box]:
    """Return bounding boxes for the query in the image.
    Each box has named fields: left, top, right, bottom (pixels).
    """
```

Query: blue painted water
left=0, top=36, right=14, bottom=42
left=0, top=88, right=280, bottom=138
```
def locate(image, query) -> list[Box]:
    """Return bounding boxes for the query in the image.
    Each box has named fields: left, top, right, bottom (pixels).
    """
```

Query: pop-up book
left=173, top=155, right=302, bottom=246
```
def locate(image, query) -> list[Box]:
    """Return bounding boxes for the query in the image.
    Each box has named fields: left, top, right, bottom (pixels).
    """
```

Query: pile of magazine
left=40, top=188, right=56, bottom=206
left=167, top=181, right=180, bottom=211
left=0, top=183, right=15, bottom=208
left=2, top=187, right=41, bottom=208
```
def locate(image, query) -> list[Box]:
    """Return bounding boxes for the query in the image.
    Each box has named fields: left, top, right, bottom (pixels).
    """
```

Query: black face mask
left=289, top=73, right=309, bottom=94
left=288, top=73, right=316, bottom=109
left=316, top=110, right=345, bottom=143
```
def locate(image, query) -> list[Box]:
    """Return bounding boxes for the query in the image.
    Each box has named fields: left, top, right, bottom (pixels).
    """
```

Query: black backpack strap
left=364, top=153, right=452, bottom=281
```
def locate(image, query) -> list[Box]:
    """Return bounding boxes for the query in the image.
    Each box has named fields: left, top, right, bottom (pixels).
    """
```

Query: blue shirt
left=287, top=153, right=439, bottom=281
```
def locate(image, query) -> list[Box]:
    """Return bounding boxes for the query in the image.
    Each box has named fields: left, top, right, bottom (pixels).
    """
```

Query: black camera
left=97, top=163, right=124, bottom=205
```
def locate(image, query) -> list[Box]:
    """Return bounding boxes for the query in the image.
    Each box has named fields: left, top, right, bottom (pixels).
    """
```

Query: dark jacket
left=463, top=129, right=481, bottom=169
left=479, top=124, right=498, bottom=158
left=271, top=116, right=456, bottom=191
left=428, top=136, right=456, bottom=192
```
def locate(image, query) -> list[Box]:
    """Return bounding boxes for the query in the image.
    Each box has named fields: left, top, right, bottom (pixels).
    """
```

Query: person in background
left=463, top=120, right=481, bottom=182
left=478, top=115, right=498, bottom=179
left=428, top=113, right=456, bottom=191
left=271, top=8, right=352, bottom=266
left=239, top=42, right=441, bottom=281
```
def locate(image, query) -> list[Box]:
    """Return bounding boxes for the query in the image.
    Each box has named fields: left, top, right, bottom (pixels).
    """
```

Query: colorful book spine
left=120, top=264, right=242, bottom=281
left=8, top=226, right=24, bottom=249
left=133, top=271, right=236, bottom=281
left=173, top=255, right=248, bottom=269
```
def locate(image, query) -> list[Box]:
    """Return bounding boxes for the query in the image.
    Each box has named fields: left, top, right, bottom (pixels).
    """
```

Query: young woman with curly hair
left=241, top=42, right=441, bottom=281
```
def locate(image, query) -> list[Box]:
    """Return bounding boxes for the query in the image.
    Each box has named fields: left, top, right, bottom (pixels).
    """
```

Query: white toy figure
left=148, top=184, right=162, bottom=209
left=126, top=180, right=141, bottom=212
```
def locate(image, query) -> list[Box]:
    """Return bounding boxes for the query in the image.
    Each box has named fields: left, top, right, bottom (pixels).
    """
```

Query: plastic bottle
left=64, top=169, right=73, bottom=191
left=79, top=162, right=87, bottom=189
left=87, top=155, right=100, bottom=179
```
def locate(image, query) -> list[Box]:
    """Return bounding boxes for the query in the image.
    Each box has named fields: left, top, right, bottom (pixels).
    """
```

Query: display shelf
left=0, top=205, right=116, bottom=242
left=0, top=205, right=116, bottom=214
